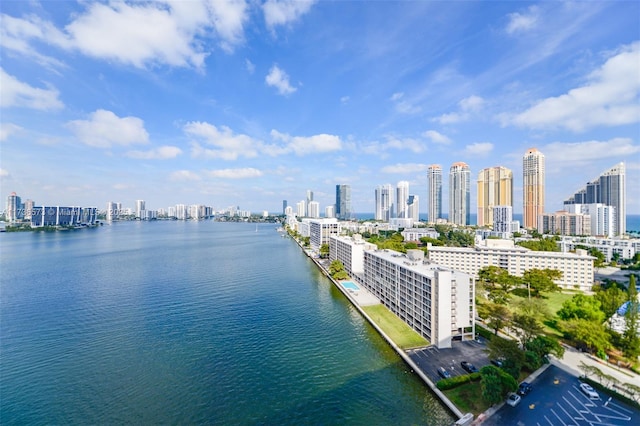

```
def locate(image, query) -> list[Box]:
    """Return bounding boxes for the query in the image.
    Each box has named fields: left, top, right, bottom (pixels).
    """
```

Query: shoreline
left=289, top=235, right=467, bottom=424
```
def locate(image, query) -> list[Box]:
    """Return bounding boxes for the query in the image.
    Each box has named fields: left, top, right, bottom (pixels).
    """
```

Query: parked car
left=437, top=367, right=451, bottom=379
left=579, top=383, right=600, bottom=399
left=490, top=358, right=504, bottom=368
left=517, top=381, right=532, bottom=396
left=460, top=361, right=478, bottom=373
left=506, top=392, right=521, bottom=407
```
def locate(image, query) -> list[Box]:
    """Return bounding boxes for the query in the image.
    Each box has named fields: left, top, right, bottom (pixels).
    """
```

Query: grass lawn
left=362, top=304, right=429, bottom=350
left=509, top=291, right=575, bottom=337
left=443, top=381, right=492, bottom=416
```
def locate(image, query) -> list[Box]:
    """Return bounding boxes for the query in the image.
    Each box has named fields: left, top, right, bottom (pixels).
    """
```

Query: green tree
left=517, top=237, right=559, bottom=252
left=478, top=266, right=519, bottom=304
left=480, top=365, right=518, bottom=404
left=479, top=303, right=512, bottom=335
left=557, top=294, right=605, bottom=323
left=560, top=318, right=610, bottom=355
left=329, top=260, right=345, bottom=276
left=486, top=336, right=524, bottom=379
left=521, top=268, right=562, bottom=297
left=595, top=283, right=627, bottom=319
left=404, top=242, right=418, bottom=250
left=419, top=236, right=443, bottom=246
left=319, top=243, right=330, bottom=258
left=622, top=275, right=640, bottom=359
left=588, top=248, right=606, bottom=268
left=512, top=313, right=544, bottom=347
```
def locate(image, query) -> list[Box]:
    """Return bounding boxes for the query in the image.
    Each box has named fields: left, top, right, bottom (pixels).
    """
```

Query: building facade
left=407, top=194, right=419, bottom=222
left=374, top=184, right=393, bottom=221
left=523, top=148, right=545, bottom=229
left=30, top=206, right=97, bottom=227
left=396, top=181, right=410, bottom=219
left=308, top=218, right=341, bottom=250
left=335, top=184, right=352, bottom=220
left=477, top=166, right=513, bottom=227
left=427, top=164, right=442, bottom=224
left=558, top=235, right=639, bottom=262
left=538, top=211, right=591, bottom=236
left=427, top=239, right=594, bottom=291
left=6, top=192, right=22, bottom=223
left=449, top=162, right=471, bottom=226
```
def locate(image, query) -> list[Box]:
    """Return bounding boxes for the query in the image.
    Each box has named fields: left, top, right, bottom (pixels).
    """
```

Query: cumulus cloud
left=263, top=0, right=315, bottom=29
left=169, top=170, right=201, bottom=181
left=185, top=121, right=259, bottom=160
left=381, top=163, right=429, bottom=174
left=423, top=130, right=451, bottom=145
left=0, top=123, right=23, bottom=141
left=361, top=136, right=426, bottom=156
left=0, top=68, right=63, bottom=110
left=463, top=142, right=493, bottom=156
left=269, top=130, right=342, bottom=155
left=207, top=167, right=263, bottom=178
left=505, top=5, right=539, bottom=34
left=245, top=58, right=255, bottom=74
left=543, top=138, right=640, bottom=166
left=1, top=0, right=249, bottom=69
left=265, top=65, right=297, bottom=95
left=432, top=95, right=484, bottom=124
left=67, top=109, right=149, bottom=148
left=390, top=92, right=421, bottom=114
left=126, top=146, right=182, bottom=159
left=510, top=42, right=640, bottom=132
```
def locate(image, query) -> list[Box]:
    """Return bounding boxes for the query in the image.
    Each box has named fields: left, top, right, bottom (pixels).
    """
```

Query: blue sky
left=1, top=1, right=639, bottom=216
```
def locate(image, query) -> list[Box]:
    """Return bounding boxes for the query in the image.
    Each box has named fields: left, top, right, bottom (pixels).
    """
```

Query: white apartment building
left=307, top=201, right=320, bottom=218
left=329, top=234, right=377, bottom=276
left=427, top=239, right=595, bottom=291
left=401, top=228, right=439, bottom=242
left=558, top=236, right=639, bottom=262
left=308, top=218, right=340, bottom=250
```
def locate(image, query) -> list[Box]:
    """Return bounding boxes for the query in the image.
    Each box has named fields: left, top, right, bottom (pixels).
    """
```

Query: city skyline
left=1, top=2, right=639, bottom=214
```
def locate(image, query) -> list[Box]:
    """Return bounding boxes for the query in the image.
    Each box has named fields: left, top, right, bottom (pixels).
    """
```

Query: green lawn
left=443, top=381, right=492, bottom=415
left=362, top=304, right=429, bottom=350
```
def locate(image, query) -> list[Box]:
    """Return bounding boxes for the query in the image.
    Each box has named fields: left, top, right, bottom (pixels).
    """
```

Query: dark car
left=517, top=381, right=532, bottom=396
left=437, top=367, right=452, bottom=379
left=490, top=358, right=504, bottom=367
left=460, top=361, right=478, bottom=373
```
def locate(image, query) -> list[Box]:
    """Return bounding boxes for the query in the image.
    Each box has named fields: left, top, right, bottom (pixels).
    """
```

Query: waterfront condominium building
left=477, top=166, right=513, bottom=227
left=563, top=162, right=626, bottom=236
left=308, top=218, right=340, bottom=250
left=306, top=190, right=314, bottom=216
left=6, top=192, right=22, bottom=222
left=135, top=199, right=146, bottom=219
left=307, top=201, right=320, bottom=218
left=407, top=195, right=419, bottom=222
left=329, top=235, right=475, bottom=348
left=427, top=164, right=442, bottom=223
left=335, top=184, right=352, bottom=220
left=523, top=148, right=545, bottom=230
left=427, top=239, right=594, bottom=291
left=374, top=184, right=393, bottom=221
left=296, top=200, right=306, bottom=218
left=449, top=162, right=471, bottom=226
left=538, top=211, right=591, bottom=236
left=282, top=200, right=287, bottom=215
left=565, top=203, right=616, bottom=238
left=396, top=181, right=410, bottom=219
left=325, top=205, right=335, bottom=218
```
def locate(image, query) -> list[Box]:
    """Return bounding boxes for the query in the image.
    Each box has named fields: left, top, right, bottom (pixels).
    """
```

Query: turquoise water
left=0, top=221, right=453, bottom=425
left=341, top=281, right=360, bottom=291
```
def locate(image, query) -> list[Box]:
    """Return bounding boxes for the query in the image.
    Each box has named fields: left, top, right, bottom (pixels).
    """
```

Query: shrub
left=436, top=372, right=481, bottom=390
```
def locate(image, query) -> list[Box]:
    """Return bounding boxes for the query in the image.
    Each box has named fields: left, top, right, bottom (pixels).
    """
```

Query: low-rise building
left=427, top=239, right=594, bottom=291
left=558, top=235, right=639, bottom=262
left=330, top=234, right=377, bottom=276
left=30, top=206, right=97, bottom=227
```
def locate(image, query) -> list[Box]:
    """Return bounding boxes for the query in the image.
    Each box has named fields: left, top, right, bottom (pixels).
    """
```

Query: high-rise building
left=306, top=190, right=313, bottom=216
left=6, top=192, right=22, bottom=223
left=477, top=166, right=513, bottom=227
left=538, top=211, right=591, bottom=236
left=565, top=203, right=616, bottom=238
left=135, top=199, right=146, bottom=219
left=374, top=184, right=393, bottom=221
left=296, top=200, right=306, bottom=217
left=396, top=181, right=410, bottom=219
left=335, top=184, right=351, bottom=220
left=307, top=201, right=320, bottom=218
left=427, top=165, right=442, bottom=223
left=282, top=200, right=287, bottom=215
left=522, top=148, right=545, bottom=229
left=407, top=195, right=419, bottom=222
left=106, top=201, right=119, bottom=221
left=449, top=162, right=471, bottom=225
left=563, top=162, right=626, bottom=236
left=23, top=199, right=35, bottom=220
left=325, top=205, right=335, bottom=218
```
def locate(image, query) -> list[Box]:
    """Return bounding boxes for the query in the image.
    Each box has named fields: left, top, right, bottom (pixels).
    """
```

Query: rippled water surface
left=1, top=221, right=453, bottom=425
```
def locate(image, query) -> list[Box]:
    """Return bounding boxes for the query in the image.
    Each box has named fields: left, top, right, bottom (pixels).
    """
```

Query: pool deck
left=340, top=282, right=380, bottom=306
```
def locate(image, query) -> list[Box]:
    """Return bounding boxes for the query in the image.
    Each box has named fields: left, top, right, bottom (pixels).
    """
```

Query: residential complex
left=330, top=235, right=475, bottom=348
left=477, top=166, right=513, bottom=227
left=30, top=206, right=98, bottom=227
left=538, top=211, right=591, bottom=236
left=523, top=148, right=545, bottom=229
left=426, top=239, right=594, bottom=291
left=558, top=236, right=640, bottom=263
left=427, top=164, right=442, bottom=223
left=308, top=218, right=341, bottom=250
left=564, top=162, right=626, bottom=236
left=449, top=162, right=471, bottom=226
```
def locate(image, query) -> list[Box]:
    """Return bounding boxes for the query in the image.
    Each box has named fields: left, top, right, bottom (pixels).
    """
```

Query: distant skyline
left=1, top=1, right=639, bottom=214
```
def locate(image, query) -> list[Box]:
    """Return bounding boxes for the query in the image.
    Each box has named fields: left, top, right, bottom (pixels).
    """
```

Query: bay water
left=0, top=221, right=453, bottom=425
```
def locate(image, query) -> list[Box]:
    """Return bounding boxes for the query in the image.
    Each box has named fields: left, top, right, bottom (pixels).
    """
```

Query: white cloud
left=0, top=68, right=63, bottom=110
left=265, top=65, right=297, bottom=95
left=245, top=58, right=255, bottom=74
left=381, top=163, right=429, bottom=174
left=505, top=6, right=539, bottom=34
left=2, top=1, right=249, bottom=69
left=126, top=146, right=183, bottom=159
left=390, top=92, right=421, bottom=114
left=360, top=135, right=426, bottom=156
left=543, top=138, right=640, bottom=166
left=269, top=130, right=342, bottom=155
left=0, top=123, right=23, bottom=141
left=0, top=168, right=10, bottom=178
left=340, top=96, right=350, bottom=104
left=169, top=170, right=201, bottom=181
left=423, top=130, right=451, bottom=145
left=185, top=121, right=259, bottom=160
left=263, top=0, right=315, bottom=29
left=67, top=109, right=149, bottom=148
left=207, top=167, right=263, bottom=178
left=432, top=95, right=484, bottom=124
left=463, top=142, right=493, bottom=156
left=511, top=42, right=640, bottom=132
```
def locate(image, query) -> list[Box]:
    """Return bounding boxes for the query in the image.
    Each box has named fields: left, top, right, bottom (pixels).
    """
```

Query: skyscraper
left=564, top=162, right=626, bottom=235
left=427, top=165, right=442, bottom=223
left=135, top=199, right=146, bottom=219
left=477, top=166, right=513, bottom=227
left=335, top=184, right=351, bottom=220
left=449, top=162, right=471, bottom=225
left=407, top=195, right=419, bottom=222
left=375, top=184, right=393, bottom=221
left=396, top=181, right=410, bottom=219
left=282, top=200, right=287, bottom=215
left=6, top=192, right=22, bottom=223
left=522, top=148, right=545, bottom=229
left=306, top=190, right=314, bottom=216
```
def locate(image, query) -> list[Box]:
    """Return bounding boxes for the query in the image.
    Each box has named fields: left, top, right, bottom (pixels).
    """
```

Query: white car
left=579, top=383, right=600, bottom=400
left=506, top=392, right=521, bottom=407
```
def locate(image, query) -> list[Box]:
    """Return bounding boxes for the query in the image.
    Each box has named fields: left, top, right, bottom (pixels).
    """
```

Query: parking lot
left=407, top=337, right=492, bottom=383
left=483, top=365, right=639, bottom=425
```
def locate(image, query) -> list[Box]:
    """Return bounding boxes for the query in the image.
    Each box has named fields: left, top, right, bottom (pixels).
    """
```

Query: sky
left=1, top=0, right=639, bottom=217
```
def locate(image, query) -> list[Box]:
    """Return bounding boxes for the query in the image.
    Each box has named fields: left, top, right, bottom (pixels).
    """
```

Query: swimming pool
left=341, top=281, right=359, bottom=291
